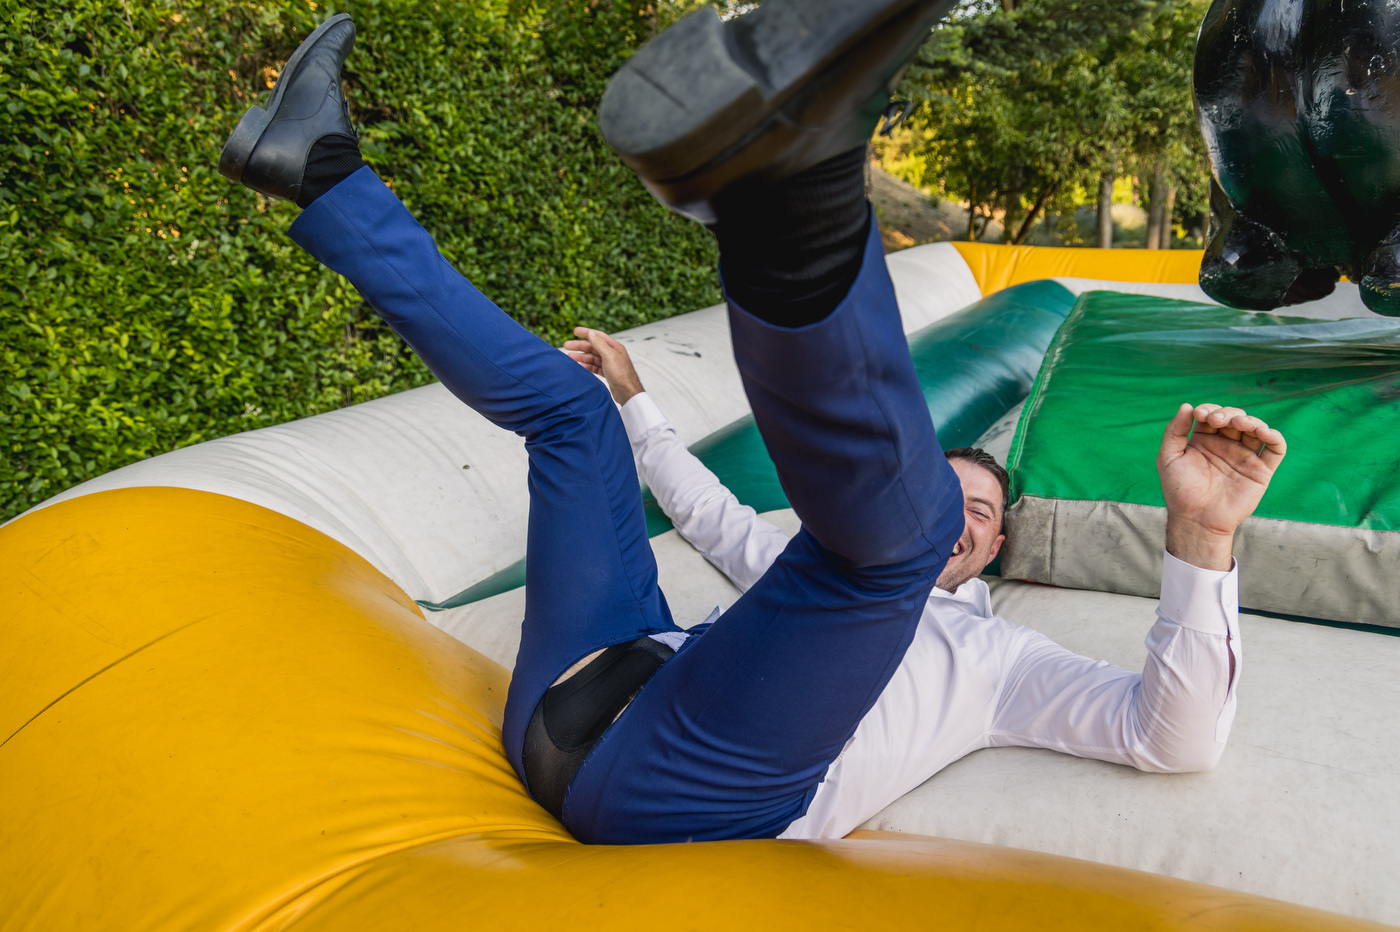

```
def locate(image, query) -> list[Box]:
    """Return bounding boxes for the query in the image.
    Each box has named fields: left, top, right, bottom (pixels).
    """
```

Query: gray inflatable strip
left=1002, top=496, right=1400, bottom=630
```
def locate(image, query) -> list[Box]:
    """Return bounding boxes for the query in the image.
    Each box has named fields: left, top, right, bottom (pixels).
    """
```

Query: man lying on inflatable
left=220, top=0, right=1287, bottom=844
left=563, top=326, right=1278, bottom=839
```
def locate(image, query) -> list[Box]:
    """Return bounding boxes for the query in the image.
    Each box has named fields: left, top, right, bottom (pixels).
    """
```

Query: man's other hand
left=1157, top=403, right=1287, bottom=571
left=563, top=327, right=646, bottom=405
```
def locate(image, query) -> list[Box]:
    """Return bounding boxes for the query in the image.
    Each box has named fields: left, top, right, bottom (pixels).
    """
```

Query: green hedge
left=0, top=0, right=720, bottom=521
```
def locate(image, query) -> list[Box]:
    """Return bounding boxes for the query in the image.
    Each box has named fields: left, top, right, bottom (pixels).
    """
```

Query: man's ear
left=988, top=533, right=1005, bottom=562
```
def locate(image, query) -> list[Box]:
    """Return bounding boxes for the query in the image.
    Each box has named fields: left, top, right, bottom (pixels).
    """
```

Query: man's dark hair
left=945, top=447, right=1010, bottom=531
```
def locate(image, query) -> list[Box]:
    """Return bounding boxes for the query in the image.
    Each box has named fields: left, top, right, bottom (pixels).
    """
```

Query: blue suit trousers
left=290, top=166, right=963, bottom=844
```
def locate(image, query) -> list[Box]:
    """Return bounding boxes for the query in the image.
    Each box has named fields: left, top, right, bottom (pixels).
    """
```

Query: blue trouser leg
left=287, top=167, right=678, bottom=781
left=563, top=216, right=965, bottom=843
left=290, top=170, right=961, bottom=842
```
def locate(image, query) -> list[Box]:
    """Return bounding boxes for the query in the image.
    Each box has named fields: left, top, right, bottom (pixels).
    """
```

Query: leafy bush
left=0, top=0, right=720, bottom=521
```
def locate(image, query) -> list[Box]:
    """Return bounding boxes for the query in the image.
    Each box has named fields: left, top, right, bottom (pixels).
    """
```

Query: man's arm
left=991, top=556, right=1239, bottom=772
left=564, top=328, right=791, bottom=591
left=1158, top=401, right=1285, bottom=686
left=991, top=402, right=1284, bottom=771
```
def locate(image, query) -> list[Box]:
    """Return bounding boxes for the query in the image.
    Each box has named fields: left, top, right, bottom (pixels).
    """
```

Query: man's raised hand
left=562, top=327, right=646, bottom=405
left=1157, top=403, right=1287, bottom=571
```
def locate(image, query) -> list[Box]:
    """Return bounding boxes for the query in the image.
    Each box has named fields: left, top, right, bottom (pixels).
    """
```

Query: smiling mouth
left=952, top=541, right=965, bottom=557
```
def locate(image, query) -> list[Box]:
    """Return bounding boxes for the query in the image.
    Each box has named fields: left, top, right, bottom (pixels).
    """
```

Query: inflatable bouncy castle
left=4, top=240, right=1398, bottom=930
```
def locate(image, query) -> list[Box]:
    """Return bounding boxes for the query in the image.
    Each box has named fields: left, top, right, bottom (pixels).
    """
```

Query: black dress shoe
left=219, top=14, right=357, bottom=202
left=598, top=0, right=954, bottom=222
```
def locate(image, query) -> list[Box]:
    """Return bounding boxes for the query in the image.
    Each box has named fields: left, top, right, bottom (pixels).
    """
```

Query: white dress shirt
left=620, top=392, right=1241, bottom=840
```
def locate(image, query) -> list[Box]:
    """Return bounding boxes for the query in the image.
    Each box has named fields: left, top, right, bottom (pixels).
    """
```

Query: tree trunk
left=966, top=183, right=978, bottom=241
left=1146, top=161, right=1167, bottom=249
left=1011, top=183, right=1058, bottom=245
left=1156, top=185, right=1177, bottom=249
left=1096, top=171, right=1115, bottom=248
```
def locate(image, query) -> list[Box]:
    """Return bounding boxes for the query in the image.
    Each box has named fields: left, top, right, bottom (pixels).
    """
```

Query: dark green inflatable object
left=1194, top=0, right=1400, bottom=315
left=419, top=280, right=1076, bottom=611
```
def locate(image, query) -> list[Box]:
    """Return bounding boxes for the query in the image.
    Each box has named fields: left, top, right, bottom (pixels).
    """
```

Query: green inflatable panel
left=1009, top=293, right=1400, bottom=526
left=421, top=279, right=1076, bottom=611
left=1004, top=290, right=1400, bottom=628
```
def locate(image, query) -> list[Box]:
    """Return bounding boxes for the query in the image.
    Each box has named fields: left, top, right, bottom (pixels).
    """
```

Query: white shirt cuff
left=619, top=391, right=665, bottom=438
left=1158, top=549, right=1239, bottom=635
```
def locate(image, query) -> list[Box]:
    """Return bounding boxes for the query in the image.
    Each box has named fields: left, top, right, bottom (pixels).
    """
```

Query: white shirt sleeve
left=988, top=551, right=1241, bottom=773
left=619, top=393, right=791, bottom=592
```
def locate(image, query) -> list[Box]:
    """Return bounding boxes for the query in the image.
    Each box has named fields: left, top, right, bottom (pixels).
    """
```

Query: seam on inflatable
left=0, top=614, right=208, bottom=749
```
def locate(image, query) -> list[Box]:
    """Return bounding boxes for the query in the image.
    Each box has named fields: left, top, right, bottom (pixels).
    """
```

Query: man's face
left=936, top=458, right=1006, bottom=593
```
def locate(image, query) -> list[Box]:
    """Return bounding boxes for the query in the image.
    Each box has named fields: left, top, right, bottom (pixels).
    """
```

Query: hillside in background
left=870, top=164, right=1157, bottom=252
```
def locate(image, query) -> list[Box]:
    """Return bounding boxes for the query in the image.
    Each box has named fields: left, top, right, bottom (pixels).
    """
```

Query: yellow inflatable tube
left=3, top=484, right=1387, bottom=931
left=952, top=241, right=1205, bottom=294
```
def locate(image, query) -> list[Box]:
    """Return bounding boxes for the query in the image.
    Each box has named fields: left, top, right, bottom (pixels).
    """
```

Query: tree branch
left=1011, top=181, right=1059, bottom=245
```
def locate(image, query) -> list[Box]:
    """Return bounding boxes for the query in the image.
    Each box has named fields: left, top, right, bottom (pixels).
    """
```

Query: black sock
left=709, top=146, right=872, bottom=328
left=296, top=133, right=365, bottom=208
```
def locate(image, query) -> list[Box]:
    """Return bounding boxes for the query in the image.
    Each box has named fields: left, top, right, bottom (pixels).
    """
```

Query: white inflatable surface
left=874, top=578, right=1400, bottom=924
left=441, top=494, right=1400, bottom=925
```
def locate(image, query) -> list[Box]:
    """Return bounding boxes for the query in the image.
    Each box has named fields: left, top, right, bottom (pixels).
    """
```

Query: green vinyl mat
left=1008, top=292, right=1400, bottom=530
left=1003, top=290, right=1400, bottom=629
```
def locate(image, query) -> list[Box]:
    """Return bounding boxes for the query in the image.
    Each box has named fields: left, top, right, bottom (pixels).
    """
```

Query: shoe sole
left=218, top=12, right=354, bottom=184
left=599, top=0, right=930, bottom=187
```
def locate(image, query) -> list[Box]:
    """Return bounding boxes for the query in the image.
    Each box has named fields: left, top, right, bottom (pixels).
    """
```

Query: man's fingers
left=1188, top=402, right=1288, bottom=470
left=570, top=326, right=645, bottom=403
left=1201, top=405, right=1246, bottom=424
left=565, top=355, right=602, bottom=374
left=1254, top=424, right=1287, bottom=470
left=560, top=339, right=603, bottom=373
left=1159, top=403, right=1194, bottom=462
left=574, top=328, right=616, bottom=359
left=561, top=341, right=599, bottom=361
left=568, top=328, right=631, bottom=370
left=593, top=329, right=632, bottom=363
left=1220, top=412, right=1265, bottom=442
left=1196, top=404, right=1246, bottom=439
left=1227, top=415, right=1268, bottom=448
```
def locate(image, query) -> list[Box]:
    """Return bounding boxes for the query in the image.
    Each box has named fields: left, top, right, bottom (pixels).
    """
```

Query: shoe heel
left=218, top=106, right=270, bottom=183
left=599, top=8, right=761, bottom=180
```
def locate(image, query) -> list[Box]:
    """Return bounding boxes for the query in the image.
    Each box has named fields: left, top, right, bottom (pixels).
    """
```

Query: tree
left=1109, top=0, right=1211, bottom=248
left=0, top=0, right=721, bottom=521
left=895, top=0, right=1208, bottom=247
